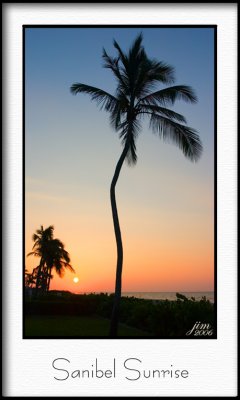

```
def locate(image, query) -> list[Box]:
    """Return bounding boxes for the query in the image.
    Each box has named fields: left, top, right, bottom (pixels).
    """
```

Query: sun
left=73, top=277, right=79, bottom=284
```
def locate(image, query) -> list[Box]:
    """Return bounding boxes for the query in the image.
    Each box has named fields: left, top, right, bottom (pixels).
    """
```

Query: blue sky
left=25, top=27, right=214, bottom=179
left=25, top=27, right=215, bottom=292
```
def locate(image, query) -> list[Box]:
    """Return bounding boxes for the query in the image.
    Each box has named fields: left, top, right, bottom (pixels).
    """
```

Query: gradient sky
left=25, top=27, right=214, bottom=293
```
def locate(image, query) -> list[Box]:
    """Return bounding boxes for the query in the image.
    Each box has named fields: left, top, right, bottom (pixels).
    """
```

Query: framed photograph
left=2, top=3, right=237, bottom=397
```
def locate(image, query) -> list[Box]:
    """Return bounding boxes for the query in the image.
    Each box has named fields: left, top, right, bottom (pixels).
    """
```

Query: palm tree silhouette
left=27, top=225, right=54, bottom=291
left=27, top=225, right=75, bottom=292
left=45, top=238, right=74, bottom=291
left=71, top=34, right=202, bottom=337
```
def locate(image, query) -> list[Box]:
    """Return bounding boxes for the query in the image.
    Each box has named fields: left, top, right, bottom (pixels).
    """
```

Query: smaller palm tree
left=27, top=225, right=75, bottom=292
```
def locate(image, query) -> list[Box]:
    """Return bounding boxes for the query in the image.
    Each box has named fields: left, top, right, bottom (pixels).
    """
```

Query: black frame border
left=23, top=24, right=217, bottom=340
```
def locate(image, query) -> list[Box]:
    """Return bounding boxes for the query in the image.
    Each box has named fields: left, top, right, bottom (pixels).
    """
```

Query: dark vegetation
left=25, top=291, right=215, bottom=338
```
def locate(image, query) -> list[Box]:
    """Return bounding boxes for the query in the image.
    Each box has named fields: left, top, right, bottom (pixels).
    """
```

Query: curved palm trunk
left=109, top=141, right=130, bottom=337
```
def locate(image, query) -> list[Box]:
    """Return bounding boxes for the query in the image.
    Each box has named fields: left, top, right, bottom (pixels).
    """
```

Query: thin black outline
left=23, top=25, right=217, bottom=340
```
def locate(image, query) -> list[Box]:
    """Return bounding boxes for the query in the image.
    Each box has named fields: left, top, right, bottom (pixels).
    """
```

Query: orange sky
left=25, top=166, right=214, bottom=293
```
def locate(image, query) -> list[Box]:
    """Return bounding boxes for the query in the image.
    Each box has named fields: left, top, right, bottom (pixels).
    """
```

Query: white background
left=3, top=4, right=237, bottom=397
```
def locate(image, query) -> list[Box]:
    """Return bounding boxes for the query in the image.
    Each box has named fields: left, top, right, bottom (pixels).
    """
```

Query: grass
left=25, top=315, right=151, bottom=337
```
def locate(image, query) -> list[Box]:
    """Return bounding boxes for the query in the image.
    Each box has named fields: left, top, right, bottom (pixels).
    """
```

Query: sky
left=25, top=27, right=215, bottom=294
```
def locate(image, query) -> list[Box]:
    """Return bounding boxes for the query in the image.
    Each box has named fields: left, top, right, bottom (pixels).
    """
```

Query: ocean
left=121, top=292, right=214, bottom=303
left=81, top=291, right=214, bottom=303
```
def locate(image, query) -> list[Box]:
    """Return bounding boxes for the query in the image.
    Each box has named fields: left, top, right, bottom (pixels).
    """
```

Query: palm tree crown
left=71, top=33, right=202, bottom=165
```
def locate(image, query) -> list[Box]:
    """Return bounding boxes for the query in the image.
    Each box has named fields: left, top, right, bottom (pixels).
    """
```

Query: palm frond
left=70, top=83, right=118, bottom=112
left=140, top=85, right=198, bottom=106
left=138, top=58, right=175, bottom=89
left=120, top=119, right=141, bottom=165
left=126, top=139, right=138, bottom=165
left=65, top=263, right=75, bottom=273
left=109, top=103, right=123, bottom=131
left=138, top=104, right=186, bottom=123
left=131, top=57, right=175, bottom=100
left=128, top=33, right=143, bottom=61
left=109, top=89, right=129, bottom=131
left=54, top=261, right=75, bottom=277
left=149, top=113, right=202, bottom=161
left=113, top=39, right=128, bottom=70
left=102, top=48, right=119, bottom=71
left=102, top=48, right=128, bottom=92
left=27, top=251, right=39, bottom=257
left=146, top=59, right=175, bottom=84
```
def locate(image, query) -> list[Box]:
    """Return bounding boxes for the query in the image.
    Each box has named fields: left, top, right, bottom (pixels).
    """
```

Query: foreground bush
left=25, top=291, right=215, bottom=337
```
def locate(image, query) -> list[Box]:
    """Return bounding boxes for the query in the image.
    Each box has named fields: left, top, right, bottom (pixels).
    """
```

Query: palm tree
left=27, top=225, right=54, bottom=291
left=45, top=238, right=74, bottom=291
left=27, top=225, right=75, bottom=292
left=70, top=33, right=202, bottom=337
